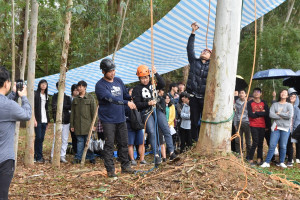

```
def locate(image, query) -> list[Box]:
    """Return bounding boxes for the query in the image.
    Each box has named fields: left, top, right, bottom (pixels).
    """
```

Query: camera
left=16, top=79, right=24, bottom=91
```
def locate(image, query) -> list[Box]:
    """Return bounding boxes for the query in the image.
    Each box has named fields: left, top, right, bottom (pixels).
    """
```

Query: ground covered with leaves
left=10, top=126, right=300, bottom=199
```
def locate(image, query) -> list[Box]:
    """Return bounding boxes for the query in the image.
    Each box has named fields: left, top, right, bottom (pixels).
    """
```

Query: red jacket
left=247, top=99, right=269, bottom=128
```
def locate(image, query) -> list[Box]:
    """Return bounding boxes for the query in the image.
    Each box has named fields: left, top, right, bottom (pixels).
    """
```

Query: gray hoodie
left=234, top=98, right=249, bottom=127
left=180, top=103, right=191, bottom=129
left=269, top=102, right=293, bottom=132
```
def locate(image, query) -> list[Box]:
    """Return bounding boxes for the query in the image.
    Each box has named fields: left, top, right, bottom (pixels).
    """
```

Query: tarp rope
left=201, top=112, right=235, bottom=124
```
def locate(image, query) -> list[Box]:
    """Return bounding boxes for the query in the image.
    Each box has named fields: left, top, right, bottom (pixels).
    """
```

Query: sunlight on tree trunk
left=52, top=0, right=73, bottom=168
left=25, top=0, right=39, bottom=167
left=196, top=0, right=243, bottom=154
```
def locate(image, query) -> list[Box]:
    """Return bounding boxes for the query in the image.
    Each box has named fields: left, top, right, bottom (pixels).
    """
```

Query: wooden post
left=80, top=106, right=99, bottom=167
left=196, top=0, right=243, bottom=154
left=24, top=0, right=39, bottom=167
left=52, top=0, right=73, bottom=168
left=14, top=0, right=30, bottom=168
left=11, top=0, right=15, bottom=85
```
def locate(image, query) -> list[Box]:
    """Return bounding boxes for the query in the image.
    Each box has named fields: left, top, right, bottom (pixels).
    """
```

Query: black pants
left=179, top=128, right=192, bottom=152
left=0, top=159, right=15, bottom=200
left=102, top=122, right=130, bottom=173
left=235, top=122, right=251, bottom=157
left=296, top=141, right=300, bottom=159
left=70, top=130, right=77, bottom=154
left=190, top=96, right=204, bottom=142
left=249, top=127, right=265, bottom=160
left=286, top=134, right=293, bottom=162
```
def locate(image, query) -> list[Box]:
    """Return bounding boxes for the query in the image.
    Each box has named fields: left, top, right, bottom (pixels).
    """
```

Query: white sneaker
left=296, top=159, right=300, bottom=164
left=276, top=163, right=287, bottom=168
left=260, top=162, right=270, bottom=168
left=292, top=159, right=294, bottom=164
left=60, top=157, right=68, bottom=163
left=274, top=147, right=279, bottom=155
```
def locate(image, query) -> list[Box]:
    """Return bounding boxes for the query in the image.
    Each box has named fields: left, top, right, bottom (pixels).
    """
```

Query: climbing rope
left=112, top=0, right=130, bottom=62
left=205, top=0, right=211, bottom=49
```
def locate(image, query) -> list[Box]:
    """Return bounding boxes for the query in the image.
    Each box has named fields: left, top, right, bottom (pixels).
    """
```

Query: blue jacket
left=95, top=77, right=131, bottom=123
left=293, top=95, right=300, bottom=132
left=186, top=34, right=209, bottom=98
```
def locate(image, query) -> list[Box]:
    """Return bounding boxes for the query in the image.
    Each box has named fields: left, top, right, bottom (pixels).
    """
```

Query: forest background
left=0, top=0, right=299, bottom=103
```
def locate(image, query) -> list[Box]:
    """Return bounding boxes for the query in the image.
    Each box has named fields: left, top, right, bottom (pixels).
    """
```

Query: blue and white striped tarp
left=35, top=0, right=285, bottom=95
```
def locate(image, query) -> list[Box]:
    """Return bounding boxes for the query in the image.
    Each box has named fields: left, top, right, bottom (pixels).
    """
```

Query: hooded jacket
left=186, top=34, right=210, bottom=98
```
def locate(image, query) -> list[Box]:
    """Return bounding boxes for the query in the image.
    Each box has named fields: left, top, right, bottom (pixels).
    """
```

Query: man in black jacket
left=51, top=82, right=72, bottom=163
left=186, top=22, right=212, bottom=143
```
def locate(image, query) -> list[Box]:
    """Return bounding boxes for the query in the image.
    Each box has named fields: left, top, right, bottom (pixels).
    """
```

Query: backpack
left=130, top=109, right=144, bottom=131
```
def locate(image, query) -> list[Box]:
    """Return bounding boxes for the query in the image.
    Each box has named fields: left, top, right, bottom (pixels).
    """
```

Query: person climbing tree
left=186, top=22, right=212, bottom=143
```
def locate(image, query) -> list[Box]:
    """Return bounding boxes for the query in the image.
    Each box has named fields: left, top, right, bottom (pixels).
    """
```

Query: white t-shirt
left=40, top=93, right=48, bottom=123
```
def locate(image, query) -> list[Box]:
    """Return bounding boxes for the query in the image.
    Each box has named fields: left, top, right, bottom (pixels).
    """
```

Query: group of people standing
left=233, top=87, right=300, bottom=168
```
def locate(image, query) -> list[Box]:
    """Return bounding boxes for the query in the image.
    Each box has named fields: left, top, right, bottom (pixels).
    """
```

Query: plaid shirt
left=97, top=119, right=103, bottom=133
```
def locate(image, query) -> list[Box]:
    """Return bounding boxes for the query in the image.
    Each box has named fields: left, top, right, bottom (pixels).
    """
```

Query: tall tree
left=24, top=0, right=39, bottom=167
left=14, top=0, right=30, bottom=168
left=196, top=0, right=243, bottom=154
left=52, top=0, right=73, bottom=167
left=11, top=0, right=15, bottom=84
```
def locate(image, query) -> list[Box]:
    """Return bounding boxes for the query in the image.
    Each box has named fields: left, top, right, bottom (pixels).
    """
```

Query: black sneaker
left=72, top=159, right=80, bottom=164
left=36, top=158, right=45, bottom=163
left=121, top=167, right=135, bottom=174
left=155, top=156, right=162, bottom=166
left=107, top=171, right=117, bottom=177
left=170, top=153, right=179, bottom=161
left=162, top=158, right=167, bottom=162
left=90, top=159, right=96, bottom=164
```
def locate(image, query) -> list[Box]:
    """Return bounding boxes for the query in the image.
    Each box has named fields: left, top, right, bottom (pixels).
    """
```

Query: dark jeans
left=249, top=127, right=265, bottom=160
left=102, top=122, right=130, bottom=173
left=179, top=128, right=192, bottom=152
left=70, top=130, right=77, bottom=154
left=235, top=122, right=251, bottom=157
left=0, top=159, right=15, bottom=200
left=296, top=141, right=300, bottom=159
left=286, top=134, right=293, bottom=162
left=75, top=135, right=95, bottom=160
left=190, top=96, right=204, bottom=142
left=34, top=123, right=47, bottom=160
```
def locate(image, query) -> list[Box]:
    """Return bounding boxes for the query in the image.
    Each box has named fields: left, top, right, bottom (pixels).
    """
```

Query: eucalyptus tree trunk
left=11, top=0, right=15, bottom=84
left=24, top=0, right=39, bottom=167
left=182, top=65, right=189, bottom=85
left=196, top=0, right=243, bottom=154
left=14, top=0, right=30, bottom=168
left=52, top=0, right=73, bottom=167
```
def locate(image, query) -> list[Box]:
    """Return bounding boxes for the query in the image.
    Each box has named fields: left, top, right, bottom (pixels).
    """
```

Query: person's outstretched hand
left=191, top=22, right=199, bottom=34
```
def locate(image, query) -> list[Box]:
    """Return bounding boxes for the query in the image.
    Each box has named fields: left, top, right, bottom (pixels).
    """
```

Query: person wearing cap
left=95, top=58, right=136, bottom=177
left=287, top=88, right=300, bottom=164
left=186, top=22, right=212, bottom=143
left=132, top=65, right=178, bottom=165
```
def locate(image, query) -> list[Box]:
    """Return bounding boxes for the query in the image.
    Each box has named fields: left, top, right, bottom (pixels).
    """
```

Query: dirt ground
left=9, top=125, right=300, bottom=199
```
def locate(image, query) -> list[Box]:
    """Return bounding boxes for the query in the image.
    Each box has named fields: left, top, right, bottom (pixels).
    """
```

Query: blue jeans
left=34, top=123, right=47, bottom=160
left=265, top=129, right=290, bottom=163
left=75, top=135, right=95, bottom=160
left=143, top=109, right=174, bottom=155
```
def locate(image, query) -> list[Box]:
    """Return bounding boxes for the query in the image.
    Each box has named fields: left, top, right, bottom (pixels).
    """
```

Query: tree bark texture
left=14, top=0, right=30, bottom=168
left=196, top=0, right=243, bottom=155
left=25, top=0, right=39, bottom=167
left=52, top=0, right=73, bottom=168
left=11, top=0, right=15, bottom=84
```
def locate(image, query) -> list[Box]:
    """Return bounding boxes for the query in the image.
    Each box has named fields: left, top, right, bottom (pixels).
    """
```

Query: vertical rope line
left=205, top=0, right=211, bottom=49
left=150, top=0, right=156, bottom=95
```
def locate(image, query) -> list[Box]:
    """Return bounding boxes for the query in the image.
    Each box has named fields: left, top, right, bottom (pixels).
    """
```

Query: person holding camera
left=0, top=66, right=31, bottom=200
left=186, top=22, right=212, bottom=143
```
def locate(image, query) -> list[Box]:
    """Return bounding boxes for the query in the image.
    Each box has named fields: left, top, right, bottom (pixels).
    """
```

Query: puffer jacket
left=186, top=34, right=210, bottom=98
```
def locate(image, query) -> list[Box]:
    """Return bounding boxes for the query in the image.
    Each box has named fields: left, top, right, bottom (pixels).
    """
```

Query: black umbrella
left=235, top=75, right=248, bottom=91
left=283, top=70, right=300, bottom=92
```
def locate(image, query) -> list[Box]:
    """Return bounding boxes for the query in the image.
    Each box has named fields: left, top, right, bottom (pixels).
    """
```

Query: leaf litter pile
left=10, top=150, right=300, bottom=199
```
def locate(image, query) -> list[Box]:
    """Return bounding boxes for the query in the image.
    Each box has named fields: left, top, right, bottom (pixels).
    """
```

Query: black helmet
left=100, top=58, right=116, bottom=72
